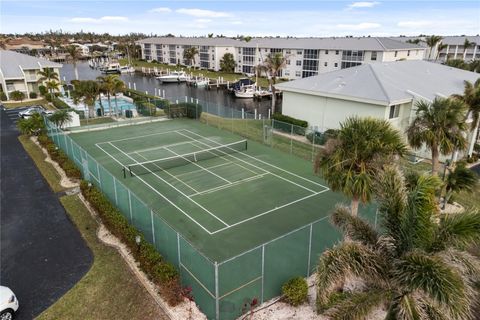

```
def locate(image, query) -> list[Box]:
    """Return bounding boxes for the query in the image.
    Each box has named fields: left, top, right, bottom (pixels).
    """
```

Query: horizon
left=1, top=1, right=479, bottom=37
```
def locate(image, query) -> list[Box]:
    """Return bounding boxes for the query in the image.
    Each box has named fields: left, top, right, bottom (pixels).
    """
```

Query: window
left=371, top=51, right=377, bottom=61
left=324, top=62, right=328, bottom=67
left=341, top=61, right=362, bottom=69
left=286, top=50, right=291, bottom=54
left=407, top=50, right=410, bottom=56
left=295, top=71, right=302, bottom=77
left=286, top=60, right=291, bottom=65
left=334, top=63, right=338, bottom=67
left=284, top=70, right=290, bottom=76
left=335, top=50, right=339, bottom=55
left=325, top=50, right=329, bottom=54
left=389, top=105, right=400, bottom=119
left=342, top=50, right=364, bottom=61
left=296, top=60, right=302, bottom=66
left=394, top=51, right=398, bottom=57
left=297, top=50, right=302, bottom=55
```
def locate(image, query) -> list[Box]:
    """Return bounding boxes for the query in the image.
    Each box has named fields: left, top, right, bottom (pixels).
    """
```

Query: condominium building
left=137, top=37, right=425, bottom=80
left=394, top=36, right=480, bottom=62
left=0, top=50, right=62, bottom=100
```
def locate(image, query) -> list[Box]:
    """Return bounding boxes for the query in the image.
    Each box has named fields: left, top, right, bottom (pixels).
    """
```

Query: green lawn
left=37, top=195, right=167, bottom=320
left=121, top=59, right=285, bottom=88
left=19, top=133, right=167, bottom=320
left=3, top=98, right=49, bottom=109
left=18, top=135, right=64, bottom=193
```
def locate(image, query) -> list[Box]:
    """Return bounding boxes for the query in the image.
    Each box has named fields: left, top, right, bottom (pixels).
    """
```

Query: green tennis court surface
left=70, top=119, right=345, bottom=261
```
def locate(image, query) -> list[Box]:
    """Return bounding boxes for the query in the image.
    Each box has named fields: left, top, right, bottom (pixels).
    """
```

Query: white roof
left=276, top=60, right=480, bottom=106
left=137, top=37, right=424, bottom=51
left=0, top=50, right=62, bottom=79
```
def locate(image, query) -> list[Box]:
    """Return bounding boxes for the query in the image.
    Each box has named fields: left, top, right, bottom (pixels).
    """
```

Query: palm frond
left=324, top=288, right=388, bottom=320
left=433, top=211, right=480, bottom=250
left=393, top=251, right=471, bottom=319
left=437, top=248, right=480, bottom=284
left=330, top=205, right=379, bottom=247
left=387, top=293, right=425, bottom=320
left=317, top=242, right=387, bottom=306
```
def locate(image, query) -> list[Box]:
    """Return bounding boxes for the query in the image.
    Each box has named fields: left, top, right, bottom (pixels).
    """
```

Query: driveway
left=0, top=107, right=93, bottom=319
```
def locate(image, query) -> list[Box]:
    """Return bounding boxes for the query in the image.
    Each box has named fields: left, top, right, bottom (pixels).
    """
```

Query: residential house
left=0, top=50, right=62, bottom=100
left=275, top=60, right=480, bottom=158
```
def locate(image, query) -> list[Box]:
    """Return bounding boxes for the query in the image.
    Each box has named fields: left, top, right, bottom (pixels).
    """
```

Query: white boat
left=156, top=71, right=187, bottom=83
left=101, top=62, right=121, bottom=74
left=119, top=65, right=135, bottom=74
left=194, top=78, right=209, bottom=87
left=234, top=84, right=256, bottom=98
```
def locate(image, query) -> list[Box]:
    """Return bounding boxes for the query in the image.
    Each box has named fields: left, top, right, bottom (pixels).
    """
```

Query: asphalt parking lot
left=1, top=107, right=93, bottom=319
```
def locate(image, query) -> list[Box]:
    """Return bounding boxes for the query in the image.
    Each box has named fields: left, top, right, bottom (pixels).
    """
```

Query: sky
left=1, top=0, right=479, bottom=37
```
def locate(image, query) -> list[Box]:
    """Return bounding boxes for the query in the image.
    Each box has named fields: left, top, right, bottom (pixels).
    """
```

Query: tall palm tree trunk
left=431, top=146, right=440, bottom=176
left=73, top=62, right=79, bottom=80
left=468, top=117, right=480, bottom=156
left=270, top=80, right=276, bottom=114
left=107, top=94, right=112, bottom=116
left=350, top=196, right=359, bottom=216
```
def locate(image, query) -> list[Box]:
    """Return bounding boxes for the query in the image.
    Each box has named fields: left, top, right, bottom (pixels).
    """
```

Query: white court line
left=106, top=142, right=230, bottom=227
left=173, top=162, right=231, bottom=178
left=210, top=189, right=330, bottom=235
left=97, top=129, right=184, bottom=145
left=163, top=146, right=233, bottom=184
left=127, top=139, right=203, bottom=156
left=178, top=130, right=320, bottom=194
left=190, top=173, right=268, bottom=197
left=182, top=129, right=329, bottom=190
left=95, top=143, right=214, bottom=234
left=133, top=152, right=199, bottom=193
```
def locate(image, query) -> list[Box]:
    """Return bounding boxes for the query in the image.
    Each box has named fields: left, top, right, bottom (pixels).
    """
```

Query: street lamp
left=135, top=235, right=141, bottom=253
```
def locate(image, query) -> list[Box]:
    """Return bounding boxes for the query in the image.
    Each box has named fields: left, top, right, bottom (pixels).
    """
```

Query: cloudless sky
left=1, top=0, right=479, bottom=37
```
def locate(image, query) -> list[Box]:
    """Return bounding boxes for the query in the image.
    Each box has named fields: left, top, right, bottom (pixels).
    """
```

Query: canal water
left=60, top=62, right=281, bottom=117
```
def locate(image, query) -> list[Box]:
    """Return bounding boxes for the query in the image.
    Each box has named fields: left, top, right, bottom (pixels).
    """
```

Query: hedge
left=52, top=97, right=71, bottom=110
left=0, top=92, right=7, bottom=101
left=80, top=181, right=183, bottom=305
left=29, top=92, right=38, bottom=99
left=272, top=113, right=308, bottom=128
left=126, top=89, right=170, bottom=109
left=37, top=134, right=82, bottom=179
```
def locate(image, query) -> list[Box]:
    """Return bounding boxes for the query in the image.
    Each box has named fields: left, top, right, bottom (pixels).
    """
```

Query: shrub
left=0, top=91, right=7, bottom=101
left=17, top=113, right=45, bottom=135
left=80, top=181, right=183, bottom=305
left=306, top=129, right=340, bottom=146
left=29, top=92, right=38, bottom=99
left=10, top=90, right=25, bottom=101
left=281, top=277, right=308, bottom=306
left=39, top=85, right=47, bottom=96
left=52, top=97, right=71, bottom=109
left=136, top=101, right=157, bottom=117
left=272, top=113, right=308, bottom=128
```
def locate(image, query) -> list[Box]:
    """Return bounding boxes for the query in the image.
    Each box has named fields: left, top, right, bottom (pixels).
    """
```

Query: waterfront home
left=275, top=60, right=480, bottom=158
left=136, top=36, right=425, bottom=80
left=0, top=50, right=62, bottom=100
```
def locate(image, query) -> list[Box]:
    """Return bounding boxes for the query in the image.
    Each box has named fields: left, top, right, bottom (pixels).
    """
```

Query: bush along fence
left=38, top=130, right=184, bottom=306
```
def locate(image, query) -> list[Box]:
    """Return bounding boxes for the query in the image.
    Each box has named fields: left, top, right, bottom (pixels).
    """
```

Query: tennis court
left=59, top=118, right=364, bottom=319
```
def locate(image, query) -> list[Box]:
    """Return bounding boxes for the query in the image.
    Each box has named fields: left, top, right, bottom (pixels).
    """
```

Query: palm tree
left=49, top=110, right=72, bottom=129
left=65, top=45, right=82, bottom=80
left=443, top=162, right=478, bottom=208
left=407, top=98, right=468, bottom=175
left=463, top=39, right=474, bottom=59
left=435, top=43, right=448, bottom=61
left=183, top=47, right=199, bottom=68
left=112, top=77, right=126, bottom=117
left=97, top=75, right=119, bottom=116
left=72, top=80, right=100, bottom=118
left=257, top=53, right=288, bottom=113
left=45, top=80, right=60, bottom=101
left=314, top=117, right=406, bottom=216
left=317, top=165, right=480, bottom=320
left=451, top=79, right=480, bottom=157
left=37, top=67, right=59, bottom=83
left=425, top=35, right=443, bottom=60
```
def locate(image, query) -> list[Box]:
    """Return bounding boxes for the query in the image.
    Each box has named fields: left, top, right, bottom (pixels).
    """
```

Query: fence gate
left=263, top=122, right=272, bottom=145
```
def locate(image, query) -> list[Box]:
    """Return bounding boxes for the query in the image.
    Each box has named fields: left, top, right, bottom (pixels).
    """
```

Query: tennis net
left=124, top=139, right=248, bottom=177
